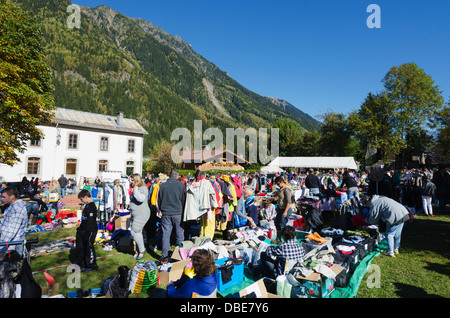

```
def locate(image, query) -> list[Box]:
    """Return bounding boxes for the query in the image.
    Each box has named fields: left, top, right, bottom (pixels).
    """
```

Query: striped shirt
left=1, top=199, right=28, bottom=252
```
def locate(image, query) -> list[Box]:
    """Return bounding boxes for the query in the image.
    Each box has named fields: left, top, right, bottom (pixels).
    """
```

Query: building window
left=128, top=139, right=135, bottom=153
left=30, top=136, right=41, bottom=147
left=27, top=157, right=40, bottom=175
left=98, top=160, right=108, bottom=172
left=68, top=133, right=78, bottom=149
left=100, top=136, right=109, bottom=151
left=126, top=161, right=135, bottom=175
left=66, top=158, right=77, bottom=175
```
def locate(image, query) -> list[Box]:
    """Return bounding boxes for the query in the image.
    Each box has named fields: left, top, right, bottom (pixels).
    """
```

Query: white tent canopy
left=260, top=165, right=284, bottom=174
left=268, top=157, right=358, bottom=170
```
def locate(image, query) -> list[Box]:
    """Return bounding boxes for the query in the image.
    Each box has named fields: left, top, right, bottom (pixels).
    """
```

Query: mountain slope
left=15, top=0, right=321, bottom=156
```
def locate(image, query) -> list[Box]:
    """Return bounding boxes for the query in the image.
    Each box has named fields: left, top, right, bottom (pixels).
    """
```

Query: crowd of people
left=0, top=163, right=448, bottom=295
left=272, top=165, right=449, bottom=216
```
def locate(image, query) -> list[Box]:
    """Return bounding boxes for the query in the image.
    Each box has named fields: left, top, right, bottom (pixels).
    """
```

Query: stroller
left=0, top=239, right=41, bottom=298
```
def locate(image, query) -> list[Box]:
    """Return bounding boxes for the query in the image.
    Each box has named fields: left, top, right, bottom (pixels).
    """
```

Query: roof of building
left=179, top=149, right=250, bottom=165
left=53, top=108, right=148, bottom=136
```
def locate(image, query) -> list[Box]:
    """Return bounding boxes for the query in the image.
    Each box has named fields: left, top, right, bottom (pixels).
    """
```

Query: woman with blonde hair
left=129, top=173, right=150, bottom=260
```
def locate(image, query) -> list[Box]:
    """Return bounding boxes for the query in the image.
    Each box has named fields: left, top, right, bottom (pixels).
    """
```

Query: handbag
left=128, top=260, right=159, bottom=293
left=234, top=203, right=247, bottom=228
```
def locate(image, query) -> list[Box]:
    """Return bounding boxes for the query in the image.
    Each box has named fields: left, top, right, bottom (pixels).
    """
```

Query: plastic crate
left=333, top=241, right=362, bottom=273
left=368, top=232, right=380, bottom=252
left=357, top=237, right=371, bottom=260
left=334, top=261, right=353, bottom=288
left=215, top=257, right=244, bottom=292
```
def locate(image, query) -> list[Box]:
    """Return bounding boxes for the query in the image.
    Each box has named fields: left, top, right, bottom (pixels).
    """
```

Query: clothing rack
left=98, top=179, right=130, bottom=228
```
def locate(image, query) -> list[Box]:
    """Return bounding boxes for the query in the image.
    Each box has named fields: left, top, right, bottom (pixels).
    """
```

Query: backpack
left=108, top=276, right=130, bottom=298
left=101, top=265, right=131, bottom=298
left=111, top=229, right=133, bottom=253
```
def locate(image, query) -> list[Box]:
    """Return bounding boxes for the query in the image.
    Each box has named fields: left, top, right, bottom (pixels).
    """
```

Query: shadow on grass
left=394, top=283, right=445, bottom=298
left=401, top=214, right=450, bottom=260
left=424, top=261, right=450, bottom=277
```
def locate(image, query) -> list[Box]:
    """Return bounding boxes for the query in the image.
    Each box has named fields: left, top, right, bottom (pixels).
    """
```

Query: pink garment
left=231, top=175, right=243, bottom=199
left=179, top=247, right=199, bottom=260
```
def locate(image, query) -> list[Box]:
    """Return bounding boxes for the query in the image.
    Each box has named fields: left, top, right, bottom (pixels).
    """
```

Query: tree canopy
left=0, top=1, right=55, bottom=165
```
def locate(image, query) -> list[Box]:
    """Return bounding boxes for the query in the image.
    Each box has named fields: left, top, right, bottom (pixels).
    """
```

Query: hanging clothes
left=184, top=179, right=218, bottom=222
left=113, top=184, right=123, bottom=210
left=149, top=182, right=161, bottom=213
left=230, top=174, right=243, bottom=199
left=209, top=178, right=223, bottom=212
left=216, top=178, right=233, bottom=231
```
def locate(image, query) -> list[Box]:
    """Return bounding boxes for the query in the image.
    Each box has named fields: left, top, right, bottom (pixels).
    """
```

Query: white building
left=0, top=108, right=148, bottom=183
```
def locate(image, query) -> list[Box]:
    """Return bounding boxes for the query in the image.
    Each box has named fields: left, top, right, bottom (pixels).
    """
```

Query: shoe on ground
left=157, top=256, right=169, bottom=265
left=82, top=266, right=98, bottom=273
left=394, top=248, right=399, bottom=254
left=382, top=251, right=395, bottom=258
left=136, top=251, right=146, bottom=260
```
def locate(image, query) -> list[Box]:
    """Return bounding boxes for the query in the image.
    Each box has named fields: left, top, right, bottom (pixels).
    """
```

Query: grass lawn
left=357, top=205, right=450, bottom=298
left=26, top=204, right=450, bottom=298
left=27, top=227, right=168, bottom=298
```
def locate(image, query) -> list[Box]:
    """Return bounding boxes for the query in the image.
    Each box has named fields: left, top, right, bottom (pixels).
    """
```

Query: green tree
left=0, top=0, right=55, bottom=165
left=349, top=92, right=405, bottom=164
left=272, top=118, right=303, bottom=156
left=383, top=63, right=444, bottom=164
left=298, top=130, right=321, bottom=156
left=431, top=103, right=450, bottom=163
left=318, top=111, right=357, bottom=157
left=147, top=140, right=181, bottom=175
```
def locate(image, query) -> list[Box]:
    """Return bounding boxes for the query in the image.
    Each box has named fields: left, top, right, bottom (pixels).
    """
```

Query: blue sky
left=73, top=0, right=450, bottom=120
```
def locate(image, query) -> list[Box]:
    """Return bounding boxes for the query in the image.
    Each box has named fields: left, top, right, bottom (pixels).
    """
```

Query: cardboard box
left=41, top=283, right=60, bottom=297
left=170, top=246, right=184, bottom=261
left=296, top=264, right=344, bottom=298
left=158, top=259, right=191, bottom=286
left=239, top=278, right=284, bottom=298
left=114, top=214, right=131, bottom=230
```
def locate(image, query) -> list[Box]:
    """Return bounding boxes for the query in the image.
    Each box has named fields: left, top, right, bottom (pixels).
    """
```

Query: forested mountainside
left=16, top=0, right=321, bottom=155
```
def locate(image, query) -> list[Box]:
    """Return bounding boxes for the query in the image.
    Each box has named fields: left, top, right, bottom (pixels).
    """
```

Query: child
left=260, top=200, right=276, bottom=222
left=76, top=189, right=98, bottom=272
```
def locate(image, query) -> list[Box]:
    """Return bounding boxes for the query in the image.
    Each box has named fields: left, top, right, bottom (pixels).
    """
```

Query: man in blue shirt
left=1, top=187, right=29, bottom=255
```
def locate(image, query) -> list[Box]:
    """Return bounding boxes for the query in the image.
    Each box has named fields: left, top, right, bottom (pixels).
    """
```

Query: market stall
left=267, top=156, right=358, bottom=170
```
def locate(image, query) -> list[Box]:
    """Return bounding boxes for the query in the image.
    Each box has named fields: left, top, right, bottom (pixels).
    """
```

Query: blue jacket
left=167, top=273, right=217, bottom=298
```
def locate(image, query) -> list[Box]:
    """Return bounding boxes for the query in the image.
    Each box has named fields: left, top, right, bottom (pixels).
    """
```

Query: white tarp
left=260, top=165, right=284, bottom=174
left=268, top=157, right=358, bottom=170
